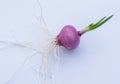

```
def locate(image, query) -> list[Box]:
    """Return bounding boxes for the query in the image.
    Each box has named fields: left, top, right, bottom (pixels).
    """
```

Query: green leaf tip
left=86, top=15, right=113, bottom=32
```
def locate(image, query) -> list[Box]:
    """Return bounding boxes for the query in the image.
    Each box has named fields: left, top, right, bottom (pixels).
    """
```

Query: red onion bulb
left=57, top=25, right=80, bottom=50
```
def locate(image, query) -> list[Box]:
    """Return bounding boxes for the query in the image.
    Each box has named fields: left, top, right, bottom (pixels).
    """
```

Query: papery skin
left=56, top=25, right=80, bottom=50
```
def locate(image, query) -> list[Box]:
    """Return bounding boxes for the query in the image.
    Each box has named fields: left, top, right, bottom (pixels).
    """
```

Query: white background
left=0, top=0, right=120, bottom=84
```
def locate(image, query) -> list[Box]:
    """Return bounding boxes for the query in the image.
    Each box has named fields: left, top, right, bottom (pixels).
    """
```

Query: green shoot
left=85, top=15, right=113, bottom=32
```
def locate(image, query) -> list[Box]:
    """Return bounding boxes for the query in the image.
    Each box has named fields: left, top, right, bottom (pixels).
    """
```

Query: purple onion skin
left=56, top=25, right=81, bottom=50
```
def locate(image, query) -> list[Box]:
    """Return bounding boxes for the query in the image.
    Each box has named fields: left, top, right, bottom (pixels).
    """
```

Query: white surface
left=0, top=0, right=120, bottom=84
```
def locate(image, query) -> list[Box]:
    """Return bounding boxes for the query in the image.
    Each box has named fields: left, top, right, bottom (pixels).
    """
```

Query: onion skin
left=56, top=25, right=80, bottom=50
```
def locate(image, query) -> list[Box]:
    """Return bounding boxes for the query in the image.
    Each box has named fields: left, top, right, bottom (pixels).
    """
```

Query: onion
left=57, top=25, right=80, bottom=50
left=56, top=15, right=113, bottom=50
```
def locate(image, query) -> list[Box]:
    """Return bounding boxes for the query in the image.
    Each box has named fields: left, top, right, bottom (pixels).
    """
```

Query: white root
left=1, top=35, right=55, bottom=84
left=5, top=52, right=39, bottom=84
left=31, top=39, right=60, bottom=84
left=36, top=0, right=55, bottom=37
left=2, top=0, right=60, bottom=84
left=0, top=40, right=42, bottom=53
